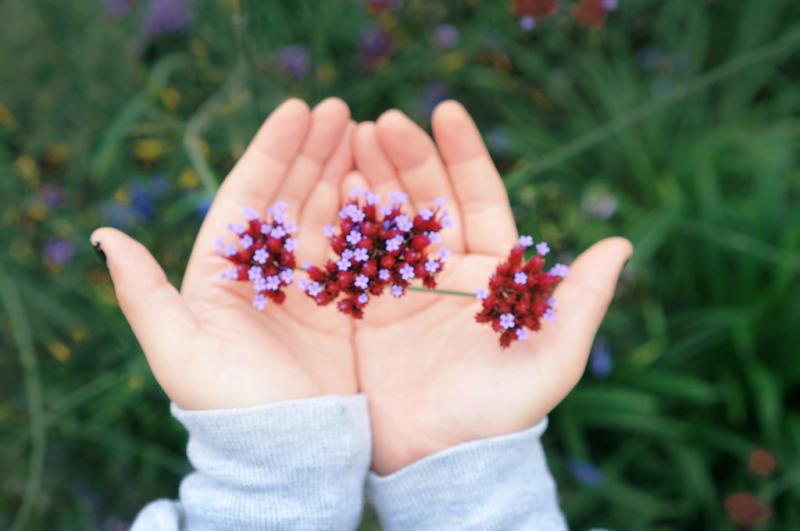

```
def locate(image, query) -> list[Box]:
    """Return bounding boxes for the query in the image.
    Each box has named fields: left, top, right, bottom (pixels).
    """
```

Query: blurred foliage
left=1, top=0, right=800, bottom=529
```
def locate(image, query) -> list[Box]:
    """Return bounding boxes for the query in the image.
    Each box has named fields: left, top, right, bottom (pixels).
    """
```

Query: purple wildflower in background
left=415, top=82, right=449, bottom=119
left=196, top=196, right=212, bottom=219
left=44, top=237, right=75, bottom=265
left=567, top=457, right=605, bottom=487
left=275, top=45, right=311, bottom=79
left=39, top=184, right=65, bottom=207
left=359, top=24, right=393, bottom=70
left=520, top=15, right=536, bottom=31
left=103, top=517, right=131, bottom=531
left=129, top=182, right=157, bottom=220
left=485, top=126, right=511, bottom=155
left=100, top=202, right=134, bottom=228
left=589, top=338, right=613, bottom=378
left=367, top=0, right=404, bottom=11
left=434, top=24, right=460, bottom=48
left=602, top=0, right=619, bottom=11
left=142, top=0, right=191, bottom=38
left=104, top=0, right=135, bottom=20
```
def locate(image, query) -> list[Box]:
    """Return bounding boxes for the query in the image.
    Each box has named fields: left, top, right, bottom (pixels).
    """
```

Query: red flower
left=724, top=492, right=772, bottom=528
left=475, top=235, right=568, bottom=348
left=572, top=0, right=608, bottom=29
left=300, top=191, right=449, bottom=318
left=512, top=0, right=559, bottom=19
left=748, top=448, right=777, bottom=476
left=218, top=204, right=298, bottom=310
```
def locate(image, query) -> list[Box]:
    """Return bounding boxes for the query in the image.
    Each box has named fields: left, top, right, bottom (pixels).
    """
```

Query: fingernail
left=92, top=241, right=107, bottom=266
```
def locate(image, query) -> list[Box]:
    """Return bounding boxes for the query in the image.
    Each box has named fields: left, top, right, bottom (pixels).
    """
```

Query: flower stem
left=408, top=285, right=475, bottom=297
left=295, top=267, right=475, bottom=298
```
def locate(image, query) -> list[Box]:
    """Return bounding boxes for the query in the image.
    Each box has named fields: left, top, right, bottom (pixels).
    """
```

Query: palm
left=348, top=102, right=632, bottom=473
left=95, top=98, right=358, bottom=410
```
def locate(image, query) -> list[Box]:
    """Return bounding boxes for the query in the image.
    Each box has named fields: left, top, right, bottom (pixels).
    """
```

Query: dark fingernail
left=92, top=241, right=107, bottom=266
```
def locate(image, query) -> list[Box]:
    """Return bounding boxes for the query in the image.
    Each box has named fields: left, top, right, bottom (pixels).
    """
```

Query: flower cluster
left=512, top=0, right=618, bottom=31
left=300, top=190, right=450, bottom=318
left=475, top=235, right=568, bottom=347
left=218, top=203, right=298, bottom=310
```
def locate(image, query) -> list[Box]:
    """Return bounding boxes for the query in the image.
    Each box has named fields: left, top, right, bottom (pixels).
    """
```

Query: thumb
left=546, top=237, right=633, bottom=377
left=91, top=227, right=197, bottom=380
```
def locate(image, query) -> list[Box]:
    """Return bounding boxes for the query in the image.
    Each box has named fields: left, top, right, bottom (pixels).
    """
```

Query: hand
left=347, top=101, right=633, bottom=474
left=92, top=98, right=358, bottom=410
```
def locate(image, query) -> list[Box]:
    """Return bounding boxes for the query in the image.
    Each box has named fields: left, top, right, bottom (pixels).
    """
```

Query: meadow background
left=1, top=0, right=799, bottom=529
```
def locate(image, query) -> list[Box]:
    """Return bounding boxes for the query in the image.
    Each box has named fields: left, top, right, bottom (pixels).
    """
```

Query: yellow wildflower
left=48, top=341, right=72, bottom=363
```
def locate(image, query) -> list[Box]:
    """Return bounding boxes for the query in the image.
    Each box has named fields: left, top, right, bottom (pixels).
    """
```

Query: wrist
left=368, top=400, right=466, bottom=475
left=368, top=398, right=550, bottom=475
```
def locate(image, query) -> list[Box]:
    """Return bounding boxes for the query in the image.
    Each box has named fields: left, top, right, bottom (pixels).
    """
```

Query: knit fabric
left=131, top=396, right=567, bottom=530
left=131, top=394, right=371, bottom=531
left=366, top=418, right=568, bottom=531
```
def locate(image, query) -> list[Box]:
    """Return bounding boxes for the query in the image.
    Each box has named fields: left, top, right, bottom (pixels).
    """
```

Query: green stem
left=295, top=267, right=474, bottom=297
left=408, top=285, right=475, bottom=297
left=0, top=261, right=46, bottom=531
left=506, top=27, right=800, bottom=188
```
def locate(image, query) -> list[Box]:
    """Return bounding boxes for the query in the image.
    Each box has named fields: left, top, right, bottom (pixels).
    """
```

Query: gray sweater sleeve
left=366, top=417, right=569, bottom=531
left=131, top=394, right=371, bottom=531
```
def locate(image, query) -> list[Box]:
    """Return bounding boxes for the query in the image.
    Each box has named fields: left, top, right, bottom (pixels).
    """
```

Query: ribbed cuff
left=170, top=394, right=371, bottom=531
left=367, top=418, right=567, bottom=531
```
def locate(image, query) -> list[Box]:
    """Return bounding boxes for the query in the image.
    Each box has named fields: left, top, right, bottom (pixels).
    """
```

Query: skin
left=94, top=98, right=631, bottom=476
left=92, top=98, right=359, bottom=410
left=348, top=101, right=632, bottom=474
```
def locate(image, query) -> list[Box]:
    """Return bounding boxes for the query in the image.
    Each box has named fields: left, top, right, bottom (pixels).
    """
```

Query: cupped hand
left=92, top=98, right=358, bottom=410
left=347, top=101, right=633, bottom=474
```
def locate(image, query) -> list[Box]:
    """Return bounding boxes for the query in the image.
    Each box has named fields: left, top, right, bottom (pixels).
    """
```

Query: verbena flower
left=475, top=235, right=567, bottom=347
left=218, top=204, right=297, bottom=309
left=301, top=191, right=448, bottom=318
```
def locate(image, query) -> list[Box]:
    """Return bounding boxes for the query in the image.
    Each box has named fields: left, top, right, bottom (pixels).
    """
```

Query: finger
left=353, top=121, right=404, bottom=206
left=298, top=122, right=355, bottom=265
left=543, top=237, right=633, bottom=377
left=375, top=110, right=465, bottom=252
left=187, top=98, right=311, bottom=274
left=276, top=97, right=350, bottom=223
left=91, top=228, right=198, bottom=382
left=432, top=100, right=517, bottom=255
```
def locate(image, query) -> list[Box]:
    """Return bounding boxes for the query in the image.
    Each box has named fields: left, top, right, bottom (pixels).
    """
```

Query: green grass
left=2, top=0, right=799, bottom=529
